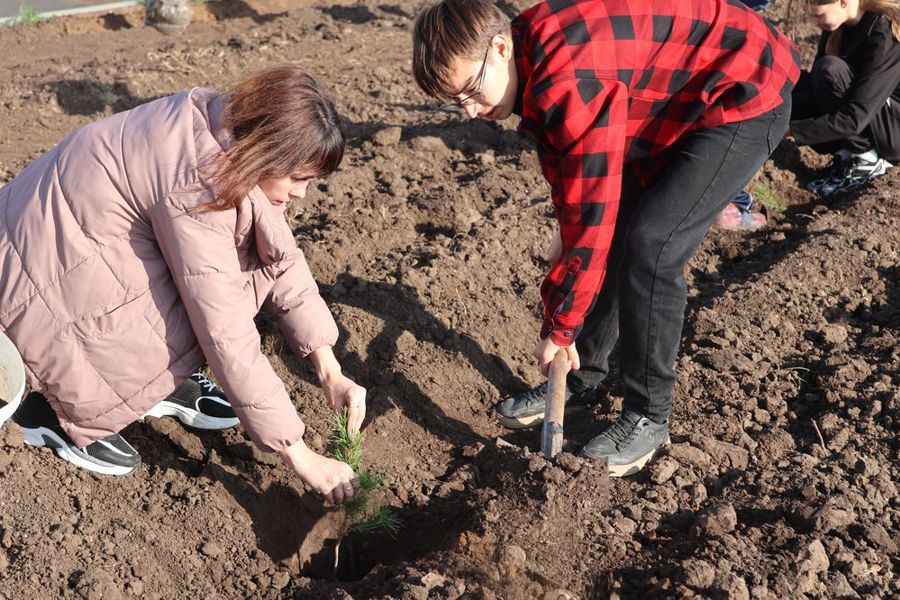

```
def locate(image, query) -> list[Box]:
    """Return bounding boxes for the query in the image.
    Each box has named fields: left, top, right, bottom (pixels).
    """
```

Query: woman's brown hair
left=206, top=65, right=345, bottom=211
left=412, top=0, right=511, bottom=101
left=789, top=0, right=900, bottom=48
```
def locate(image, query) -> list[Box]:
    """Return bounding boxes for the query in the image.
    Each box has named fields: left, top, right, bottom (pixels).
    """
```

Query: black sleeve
left=791, top=20, right=900, bottom=146
left=815, top=31, right=828, bottom=60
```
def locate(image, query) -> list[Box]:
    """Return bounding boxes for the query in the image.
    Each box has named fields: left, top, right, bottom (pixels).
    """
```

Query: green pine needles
left=329, top=410, right=401, bottom=537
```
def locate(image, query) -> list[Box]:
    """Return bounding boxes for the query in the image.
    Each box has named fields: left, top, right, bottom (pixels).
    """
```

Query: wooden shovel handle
left=541, top=348, right=569, bottom=459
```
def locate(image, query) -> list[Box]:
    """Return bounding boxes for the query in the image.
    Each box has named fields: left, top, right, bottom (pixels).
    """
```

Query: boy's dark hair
left=412, top=0, right=511, bottom=101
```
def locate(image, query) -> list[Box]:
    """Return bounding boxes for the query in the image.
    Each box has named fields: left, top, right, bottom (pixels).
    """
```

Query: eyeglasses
left=437, top=45, right=491, bottom=113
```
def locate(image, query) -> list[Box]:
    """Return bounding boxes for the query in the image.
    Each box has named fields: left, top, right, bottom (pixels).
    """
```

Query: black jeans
left=792, top=56, right=900, bottom=162
left=567, top=96, right=792, bottom=422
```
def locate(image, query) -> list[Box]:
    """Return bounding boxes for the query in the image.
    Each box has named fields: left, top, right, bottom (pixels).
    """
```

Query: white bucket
left=0, top=331, right=26, bottom=425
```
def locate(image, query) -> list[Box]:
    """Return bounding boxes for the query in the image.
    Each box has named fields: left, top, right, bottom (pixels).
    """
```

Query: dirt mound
left=0, top=2, right=897, bottom=599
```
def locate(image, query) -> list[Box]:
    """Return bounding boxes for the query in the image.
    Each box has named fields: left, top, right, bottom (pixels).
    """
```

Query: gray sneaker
left=494, top=382, right=599, bottom=429
left=580, top=412, right=670, bottom=477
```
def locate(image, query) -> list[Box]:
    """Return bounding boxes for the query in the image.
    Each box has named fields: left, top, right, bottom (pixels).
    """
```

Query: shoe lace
left=840, top=156, right=866, bottom=176
left=604, top=417, right=642, bottom=451
left=193, top=372, right=219, bottom=394
left=522, top=382, right=549, bottom=403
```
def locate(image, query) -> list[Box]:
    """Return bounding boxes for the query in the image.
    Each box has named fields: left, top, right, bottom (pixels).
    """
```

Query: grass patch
left=3, top=4, right=43, bottom=26
left=329, top=410, right=401, bottom=537
left=752, top=182, right=784, bottom=213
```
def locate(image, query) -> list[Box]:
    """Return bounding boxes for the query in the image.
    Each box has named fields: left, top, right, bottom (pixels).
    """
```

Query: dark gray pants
left=792, top=55, right=900, bottom=162
left=567, top=97, right=791, bottom=422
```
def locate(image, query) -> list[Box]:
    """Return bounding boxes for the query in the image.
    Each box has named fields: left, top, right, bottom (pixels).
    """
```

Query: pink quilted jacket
left=0, top=88, right=338, bottom=451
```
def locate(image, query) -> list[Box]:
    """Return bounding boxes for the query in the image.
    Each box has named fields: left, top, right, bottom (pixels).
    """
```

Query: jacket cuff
left=540, top=318, right=576, bottom=346
left=234, top=402, right=307, bottom=453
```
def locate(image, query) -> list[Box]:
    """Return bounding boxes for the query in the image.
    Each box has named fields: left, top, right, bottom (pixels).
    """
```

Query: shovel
left=541, top=349, right=569, bottom=459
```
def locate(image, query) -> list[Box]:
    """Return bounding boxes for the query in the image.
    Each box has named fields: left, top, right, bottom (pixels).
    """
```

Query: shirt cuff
left=540, top=318, right=576, bottom=346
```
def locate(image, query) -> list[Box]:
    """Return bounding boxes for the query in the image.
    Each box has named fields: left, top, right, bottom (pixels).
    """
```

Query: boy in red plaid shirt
left=413, top=0, right=799, bottom=476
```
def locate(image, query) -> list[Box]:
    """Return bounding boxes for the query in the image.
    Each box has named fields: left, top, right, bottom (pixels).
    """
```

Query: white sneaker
left=807, top=150, right=892, bottom=197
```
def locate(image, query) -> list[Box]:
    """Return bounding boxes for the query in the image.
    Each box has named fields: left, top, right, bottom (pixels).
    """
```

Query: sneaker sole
left=583, top=435, right=671, bottom=478
left=713, top=221, right=765, bottom=232
left=144, top=401, right=240, bottom=430
left=21, top=426, right=138, bottom=476
left=495, top=403, right=589, bottom=430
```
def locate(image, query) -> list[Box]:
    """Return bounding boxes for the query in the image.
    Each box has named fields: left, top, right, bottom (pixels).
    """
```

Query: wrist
left=309, top=345, right=342, bottom=382
left=280, top=437, right=314, bottom=470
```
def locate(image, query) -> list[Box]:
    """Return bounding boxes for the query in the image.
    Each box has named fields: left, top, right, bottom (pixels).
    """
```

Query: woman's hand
left=308, top=345, right=367, bottom=436
left=280, top=438, right=359, bottom=505
left=321, top=373, right=367, bottom=435
left=534, top=336, right=580, bottom=376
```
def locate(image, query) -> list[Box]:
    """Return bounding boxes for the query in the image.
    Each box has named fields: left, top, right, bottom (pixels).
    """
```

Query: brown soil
left=0, top=2, right=897, bottom=599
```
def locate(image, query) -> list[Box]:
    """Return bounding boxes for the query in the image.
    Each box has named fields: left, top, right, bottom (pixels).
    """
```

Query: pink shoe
left=713, top=203, right=767, bottom=232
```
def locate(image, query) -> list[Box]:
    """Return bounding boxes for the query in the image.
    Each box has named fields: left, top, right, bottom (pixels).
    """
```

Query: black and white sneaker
left=494, top=382, right=600, bottom=429
left=13, top=392, right=141, bottom=476
left=807, top=149, right=892, bottom=196
left=144, top=371, right=239, bottom=430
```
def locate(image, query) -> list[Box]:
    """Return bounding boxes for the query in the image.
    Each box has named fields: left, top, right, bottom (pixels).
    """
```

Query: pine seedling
left=329, top=409, right=401, bottom=538
left=348, top=506, right=402, bottom=537
left=329, top=409, right=363, bottom=470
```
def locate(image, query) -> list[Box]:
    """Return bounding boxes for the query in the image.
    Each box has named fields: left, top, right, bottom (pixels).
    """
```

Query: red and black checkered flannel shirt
left=512, top=0, right=800, bottom=345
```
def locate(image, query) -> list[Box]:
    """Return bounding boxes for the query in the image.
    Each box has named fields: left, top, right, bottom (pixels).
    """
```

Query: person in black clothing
left=791, top=0, right=900, bottom=196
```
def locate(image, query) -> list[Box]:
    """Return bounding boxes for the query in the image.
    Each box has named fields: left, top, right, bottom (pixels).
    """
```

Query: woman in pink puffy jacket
left=0, top=65, right=364, bottom=505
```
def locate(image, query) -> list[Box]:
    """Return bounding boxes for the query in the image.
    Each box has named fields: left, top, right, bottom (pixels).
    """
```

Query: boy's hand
left=534, top=337, right=580, bottom=376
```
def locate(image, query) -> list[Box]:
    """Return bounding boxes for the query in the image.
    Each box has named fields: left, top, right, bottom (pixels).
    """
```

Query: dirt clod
left=693, top=503, right=738, bottom=537
left=712, top=572, right=750, bottom=600
left=810, top=504, right=855, bottom=533
left=199, top=542, right=224, bottom=559
left=373, top=127, right=403, bottom=146
left=649, top=456, right=678, bottom=483
left=682, top=559, right=716, bottom=588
